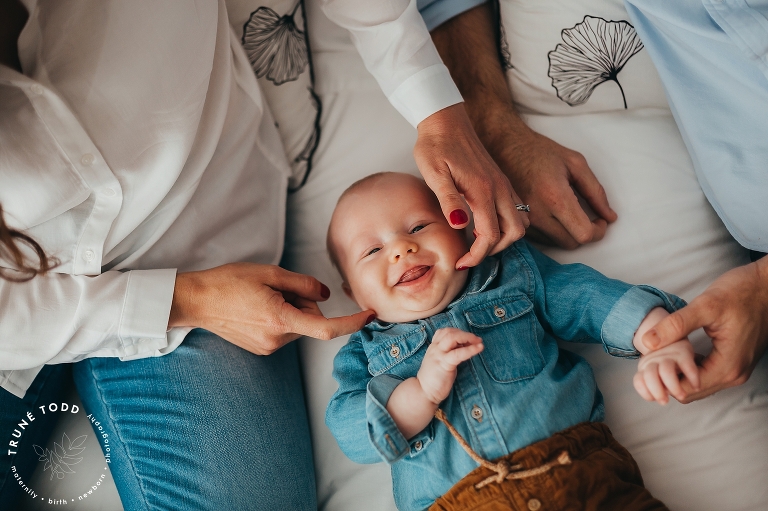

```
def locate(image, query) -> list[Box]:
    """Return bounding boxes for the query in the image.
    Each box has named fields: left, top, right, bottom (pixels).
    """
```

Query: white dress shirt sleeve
left=0, top=269, right=177, bottom=397
left=320, top=0, right=463, bottom=127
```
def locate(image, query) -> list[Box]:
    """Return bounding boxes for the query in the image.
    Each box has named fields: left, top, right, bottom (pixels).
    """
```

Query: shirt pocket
left=365, top=326, right=427, bottom=379
left=464, top=295, right=544, bottom=383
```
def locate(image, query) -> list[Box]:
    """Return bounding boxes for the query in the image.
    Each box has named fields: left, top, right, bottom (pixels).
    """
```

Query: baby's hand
left=633, top=340, right=700, bottom=405
left=417, top=328, right=483, bottom=404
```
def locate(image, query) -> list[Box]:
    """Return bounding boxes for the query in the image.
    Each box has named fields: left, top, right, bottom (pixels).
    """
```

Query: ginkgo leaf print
left=547, top=16, right=644, bottom=109
left=242, top=1, right=309, bottom=85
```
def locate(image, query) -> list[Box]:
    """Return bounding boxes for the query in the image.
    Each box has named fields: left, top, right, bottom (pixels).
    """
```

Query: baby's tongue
left=399, top=266, right=430, bottom=283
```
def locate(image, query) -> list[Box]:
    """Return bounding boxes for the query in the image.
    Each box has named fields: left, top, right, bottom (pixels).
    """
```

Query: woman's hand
left=414, top=104, right=529, bottom=269
left=169, top=263, right=374, bottom=355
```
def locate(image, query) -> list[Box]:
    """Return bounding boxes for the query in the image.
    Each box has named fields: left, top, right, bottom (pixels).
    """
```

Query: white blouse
left=0, top=0, right=461, bottom=397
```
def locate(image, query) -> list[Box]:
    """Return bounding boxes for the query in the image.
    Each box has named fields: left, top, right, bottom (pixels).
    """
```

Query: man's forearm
left=429, top=2, right=529, bottom=145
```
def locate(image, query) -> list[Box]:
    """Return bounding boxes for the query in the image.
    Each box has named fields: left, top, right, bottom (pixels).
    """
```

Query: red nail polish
left=320, top=284, right=330, bottom=299
left=457, top=266, right=468, bottom=271
left=365, top=314, right=376, bottom=325
left=450, top=209, right=468, bottom=225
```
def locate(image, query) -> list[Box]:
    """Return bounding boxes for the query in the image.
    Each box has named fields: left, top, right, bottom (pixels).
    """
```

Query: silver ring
left=515, top=204, right=530, bottom=212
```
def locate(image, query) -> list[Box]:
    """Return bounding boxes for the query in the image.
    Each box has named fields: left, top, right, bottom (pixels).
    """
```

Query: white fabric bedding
left=282, top=1, right=768, bottom=510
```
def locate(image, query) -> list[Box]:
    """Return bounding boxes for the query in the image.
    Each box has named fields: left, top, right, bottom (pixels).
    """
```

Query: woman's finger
left=264, top=266, right=331, bottom=302
left=284, top=305, right=374, bottom=341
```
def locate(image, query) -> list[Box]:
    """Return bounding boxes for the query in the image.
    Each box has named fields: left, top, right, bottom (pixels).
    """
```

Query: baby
left=325, top=172, right=698, bottom=511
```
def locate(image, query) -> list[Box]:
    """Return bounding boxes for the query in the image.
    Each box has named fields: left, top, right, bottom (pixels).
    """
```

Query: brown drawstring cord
left=433, top=409, right=572, bottom=489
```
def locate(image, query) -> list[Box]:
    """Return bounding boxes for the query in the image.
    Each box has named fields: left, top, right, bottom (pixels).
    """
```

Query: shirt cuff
left=418, top=0, right=488, bottom=31
left=117, top=269, right=177, bottom=359
left=0, top=367, right=43, bottom=398
left=387, top=64, right=464, bottom=127
left=366, top=374, right=411, bottom=463
left=601, top=285, right=686, bottom=358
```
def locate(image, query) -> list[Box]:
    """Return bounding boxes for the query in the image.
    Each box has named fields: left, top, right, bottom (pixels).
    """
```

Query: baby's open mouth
left=397, top=265, right=431, bottom=284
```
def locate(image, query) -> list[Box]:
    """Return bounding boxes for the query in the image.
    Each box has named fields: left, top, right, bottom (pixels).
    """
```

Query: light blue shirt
left=326, top=241, right=684, bottom=511
left=624, top=0, right=768, bottom=252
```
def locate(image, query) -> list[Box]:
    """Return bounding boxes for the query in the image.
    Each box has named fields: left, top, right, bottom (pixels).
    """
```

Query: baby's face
left=330, top=173, right=469, bottom=323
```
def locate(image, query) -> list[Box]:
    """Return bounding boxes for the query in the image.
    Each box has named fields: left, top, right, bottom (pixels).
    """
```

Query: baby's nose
left=390, top=241, right=418, bottom=262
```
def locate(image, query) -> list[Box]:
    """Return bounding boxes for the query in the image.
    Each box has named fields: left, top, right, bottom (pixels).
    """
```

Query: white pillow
left=227, top=0, right=320, bottom=189
left=282, top=2, right=768, bottom=511
left=499, top=0, right=668, bottom=115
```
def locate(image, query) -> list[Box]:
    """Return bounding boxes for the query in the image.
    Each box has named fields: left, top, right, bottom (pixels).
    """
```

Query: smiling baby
left=325, top=172, right=696, bottom=511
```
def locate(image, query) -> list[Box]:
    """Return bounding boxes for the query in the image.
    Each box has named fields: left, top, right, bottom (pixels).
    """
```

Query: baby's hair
left=326, top=172, right=402, bottom=281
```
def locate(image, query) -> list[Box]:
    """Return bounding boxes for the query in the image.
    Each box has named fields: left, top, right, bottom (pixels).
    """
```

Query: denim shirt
left=326, top=241, right=684, bottom=511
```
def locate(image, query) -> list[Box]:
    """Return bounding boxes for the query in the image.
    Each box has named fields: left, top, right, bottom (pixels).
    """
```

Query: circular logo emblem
left=5, top=401, right=116, bottom=506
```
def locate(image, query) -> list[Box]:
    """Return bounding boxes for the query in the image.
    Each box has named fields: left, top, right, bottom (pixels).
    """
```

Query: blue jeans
left=1, top=329, right=316, bottom=511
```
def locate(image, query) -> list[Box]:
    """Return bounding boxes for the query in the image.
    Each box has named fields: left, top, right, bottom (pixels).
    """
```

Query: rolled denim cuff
left=601, top=285, right=686, bottom=358
left=366, top=374, right=410, bottom=463
left=418, top=0, right=488, bottom=31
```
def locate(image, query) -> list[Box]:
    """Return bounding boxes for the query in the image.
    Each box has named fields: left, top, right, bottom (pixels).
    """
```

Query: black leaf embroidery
left=242, top=1, right=308, bottom=85
left=547, top=16, right=644, bottom=109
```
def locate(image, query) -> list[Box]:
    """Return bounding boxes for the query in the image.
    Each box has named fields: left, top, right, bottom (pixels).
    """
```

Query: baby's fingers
left=633, top=371, right=654, bottom=402
left=678, top=352, right=701, bottom=391
left=642, top=365, right=670, bottom=405
left=658, top=360, right=684, bottom=402
left=442, top=343, right=484, bottom=368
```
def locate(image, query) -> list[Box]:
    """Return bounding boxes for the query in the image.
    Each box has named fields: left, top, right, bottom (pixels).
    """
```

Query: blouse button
left=81, top=153, right=95, bottom=166
left=494, top=306, right=506, bottom=318
left=389, top=345, right=400, bottom=358
left=30, top=84, right=43, bottom=95
left=527, top=499, right=541, bottom=511
left=83, top=250, right=95, bottom=262
left=471, top=405, right=483, bottom=422
left=101, top=187, right=116, bottom=197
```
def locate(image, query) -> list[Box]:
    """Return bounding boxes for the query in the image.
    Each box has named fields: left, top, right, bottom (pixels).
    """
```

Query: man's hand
left=480, top=114, right=617, bottom=249
left=642, top=257, right=768, bottom=402
left=634, top=340, right=700, bottom=405
left=417, top=328, right=483, bottom=404
left=415, top=104, right=528, bottom=269
left=429, top=3, right=615, bottom=250
left=169, top=263, right=374, bottom=355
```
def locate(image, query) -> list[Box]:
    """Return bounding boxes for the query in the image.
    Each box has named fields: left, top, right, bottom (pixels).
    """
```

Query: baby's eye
left=366, top=247, right=381, bottom=256
left=410, top=225, right=425, bottom=234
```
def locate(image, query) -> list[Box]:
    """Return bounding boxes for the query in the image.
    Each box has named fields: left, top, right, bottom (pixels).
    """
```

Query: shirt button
left=101, top=187, right=116, bottom=197
left=494, top=306, right=506, bottom=318
left=30, top=84, right=44, bottom=95
left=81, top=153, right=95, bottom=166
left=471, top=405, right=483, bottom=422
left=413, top=440, right=423, bottom=451
left=389, top=345, right=400, bottom=358
left=527, top=499, right=541, bottom=511
left=83, top=250, right=95, bottom=262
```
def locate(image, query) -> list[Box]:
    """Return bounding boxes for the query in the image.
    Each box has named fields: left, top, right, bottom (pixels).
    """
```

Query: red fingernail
left=450, top=209, right=468, bottom=225
left=365, top=314, right=376, bottom=325
left=457, top=266, right=469, bottom=271
left=320, top=284, right=330, bottom=299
